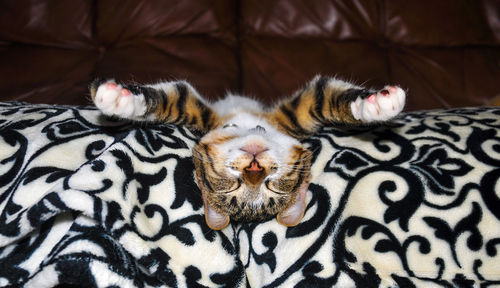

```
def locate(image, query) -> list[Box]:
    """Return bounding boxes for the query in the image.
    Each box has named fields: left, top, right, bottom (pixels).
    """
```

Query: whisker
left=278, top=167, right=311, bottom=173
left=191, top=147, right=217, bottom=164
left=190, top=153, right=215, bottom=164
left=304, top=146, right=320, bottom=159
left=281, top=163, right=312, bottom=168
left=281, top=163, right=311, bottom=168
left=280, top=166, right=311, bottom=170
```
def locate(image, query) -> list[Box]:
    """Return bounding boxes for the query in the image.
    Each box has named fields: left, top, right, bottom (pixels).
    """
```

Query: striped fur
left=267, top=76, right=374, bottom=138
left=90, top=76, right=405, bottom=229
left=90, top=78, right=221, bottom=132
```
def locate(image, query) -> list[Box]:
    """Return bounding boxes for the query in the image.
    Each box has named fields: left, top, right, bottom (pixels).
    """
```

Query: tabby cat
left=90, top=76, right=406, bottom=230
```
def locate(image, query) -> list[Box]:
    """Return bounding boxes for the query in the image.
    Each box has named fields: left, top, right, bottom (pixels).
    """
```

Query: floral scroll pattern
left=0, top=102, right=499, bottom=287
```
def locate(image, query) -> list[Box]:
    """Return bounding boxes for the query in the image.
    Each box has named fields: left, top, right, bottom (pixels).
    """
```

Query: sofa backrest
left=0, top=0, right=498, bottom=110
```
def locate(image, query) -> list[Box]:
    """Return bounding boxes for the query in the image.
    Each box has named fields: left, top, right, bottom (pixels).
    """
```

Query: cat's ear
left=204, top=198, right=230, bottom=230
left=197, top=177, right=230, bottom=230
left=276, top=177, right=310, bottom=227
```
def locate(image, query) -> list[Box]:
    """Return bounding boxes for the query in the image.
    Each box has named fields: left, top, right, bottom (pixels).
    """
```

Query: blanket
left=0, top=102, right=499, bottom=287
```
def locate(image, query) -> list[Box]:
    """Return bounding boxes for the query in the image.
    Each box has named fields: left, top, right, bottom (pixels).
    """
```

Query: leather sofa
left=0, top=0, right=498, bottom=110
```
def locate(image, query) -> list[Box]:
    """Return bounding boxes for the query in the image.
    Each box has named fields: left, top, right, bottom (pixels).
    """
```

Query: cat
left=90, top=76, right=406, bottom=230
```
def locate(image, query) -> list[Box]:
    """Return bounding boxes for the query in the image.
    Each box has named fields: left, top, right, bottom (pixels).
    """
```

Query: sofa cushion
left=1, top=102, right=499, bottom=287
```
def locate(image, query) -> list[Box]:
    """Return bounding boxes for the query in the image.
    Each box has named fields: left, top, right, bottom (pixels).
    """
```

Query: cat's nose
left=240, top=143, right=268, bottom=156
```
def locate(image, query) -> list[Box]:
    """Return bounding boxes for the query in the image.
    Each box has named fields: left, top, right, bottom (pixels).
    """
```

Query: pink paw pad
left=120, top=88, right=130, bottom=96
left=367, top=94, right=376, bottom=103
left=106, top=83, right=118, bottom=89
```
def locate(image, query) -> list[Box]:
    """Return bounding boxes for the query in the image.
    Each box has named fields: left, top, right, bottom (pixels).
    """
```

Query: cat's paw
left=350, top=86, right=406, bottom=122
left=94, top=81, right=147, bottom=118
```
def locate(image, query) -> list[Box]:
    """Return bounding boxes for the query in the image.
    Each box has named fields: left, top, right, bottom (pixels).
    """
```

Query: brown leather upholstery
left=0, top=1, right=498, bottom=110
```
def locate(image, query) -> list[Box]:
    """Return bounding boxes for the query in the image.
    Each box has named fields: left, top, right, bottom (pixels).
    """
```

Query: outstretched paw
left=94, top=81, right=147, bottom=118
left=351, top=86, right=406, bottom=122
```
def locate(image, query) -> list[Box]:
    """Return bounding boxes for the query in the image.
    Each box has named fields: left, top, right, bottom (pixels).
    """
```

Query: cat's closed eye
left=249, top=125, right=266, bottom=133
left=223, top=123, right=238, bottom=128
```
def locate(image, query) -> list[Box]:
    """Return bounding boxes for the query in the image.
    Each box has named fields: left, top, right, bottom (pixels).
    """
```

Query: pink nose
left=240, top=144, right=268, bottom=155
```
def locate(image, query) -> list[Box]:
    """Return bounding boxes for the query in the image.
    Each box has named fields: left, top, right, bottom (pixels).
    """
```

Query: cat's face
left=193, top=113, right=312, bottom=230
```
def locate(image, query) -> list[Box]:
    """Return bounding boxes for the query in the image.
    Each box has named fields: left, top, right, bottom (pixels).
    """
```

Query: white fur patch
left=94, top=81, right=147, bottom=119
left=328, top=78, right=359, bottom=91
left=211, top=94, right=264, bottom=117
left=351, top=86, right=406, bottom=122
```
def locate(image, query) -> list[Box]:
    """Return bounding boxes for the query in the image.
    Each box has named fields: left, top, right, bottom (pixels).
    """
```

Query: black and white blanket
left=1, top=102, right=499, bottom=287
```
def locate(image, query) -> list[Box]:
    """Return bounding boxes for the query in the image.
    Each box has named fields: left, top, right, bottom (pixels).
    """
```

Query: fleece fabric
left=0, top=102, right=499, bottom=287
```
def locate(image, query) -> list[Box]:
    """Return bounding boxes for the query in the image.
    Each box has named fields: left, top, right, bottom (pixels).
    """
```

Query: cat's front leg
left=91, top=80, right=148, bottom=120
left=350, top=86, right=406, bottom=123
left=269, top=77, right=407, bottom=138
left=90, top=79, right=220, bottom=131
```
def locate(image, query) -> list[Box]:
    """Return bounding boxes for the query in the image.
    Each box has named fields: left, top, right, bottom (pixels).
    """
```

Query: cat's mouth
left=243, top=160, right=266, bottom=185
left=245, top=160, right=263, bottom=172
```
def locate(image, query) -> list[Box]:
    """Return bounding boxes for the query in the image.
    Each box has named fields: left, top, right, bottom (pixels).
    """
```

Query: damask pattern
left=0, top=102, right=499, bottom=287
